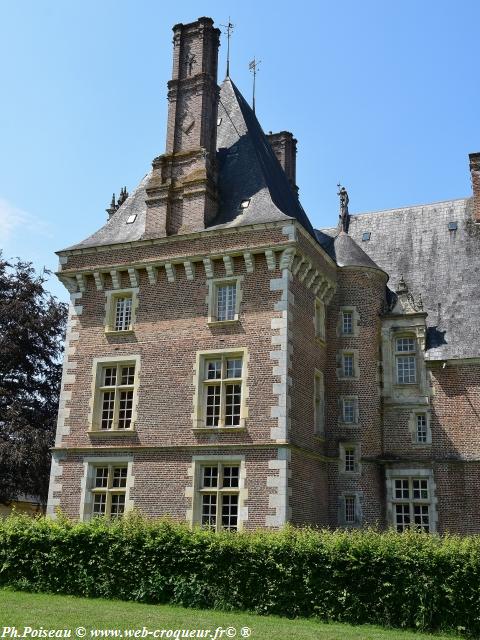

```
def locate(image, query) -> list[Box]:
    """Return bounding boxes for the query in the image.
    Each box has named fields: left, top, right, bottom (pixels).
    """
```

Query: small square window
left=362, top=232, right=371, bottom=241
left=240, top=199, right=250, bottom=209
left=208, top=278, right=242, bottom=324
left=217, top=117, right=222, bottom=126
left=448, top=221, right=457, bottom=231
left=105, top=289, right=137, bottom=334
left=126, top=214, right=137, bottom=224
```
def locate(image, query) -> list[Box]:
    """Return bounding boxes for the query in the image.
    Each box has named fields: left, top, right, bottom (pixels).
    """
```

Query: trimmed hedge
left=1, top=514, right=479, bottom=635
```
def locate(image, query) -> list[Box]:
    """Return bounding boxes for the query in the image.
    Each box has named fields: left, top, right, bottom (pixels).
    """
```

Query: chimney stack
left=267, top=131, right=298, bottom=195
left=145, top=17, right=220, bottom=237
left=469, top=152, right=480, bottom=223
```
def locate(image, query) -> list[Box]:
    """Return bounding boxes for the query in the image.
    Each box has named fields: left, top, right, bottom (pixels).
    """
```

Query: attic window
left=126, top=214, right=137, bottom=224
left=240, top=199, right=250, bottom=210
left=362, top=232, right=371, bottom=241
left=217, top=117, right=222, bottom=126
left=448, top=221, right=457, bottom=231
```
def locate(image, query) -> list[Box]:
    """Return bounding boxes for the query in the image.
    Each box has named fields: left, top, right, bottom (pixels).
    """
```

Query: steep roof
left=315, top=229, right=385, bottom=272
left=318, top=197, right=480, bottom=361
left=63, top=78, right=316, bottom=252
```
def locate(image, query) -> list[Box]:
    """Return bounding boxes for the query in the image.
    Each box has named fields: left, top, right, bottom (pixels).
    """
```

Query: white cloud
left=0, top=198, right=51, bottom=244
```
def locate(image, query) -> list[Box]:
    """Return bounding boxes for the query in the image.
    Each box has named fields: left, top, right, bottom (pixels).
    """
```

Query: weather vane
left=249, top=57, right=261, bottom=114
left=220, top=18, right=234, bottom=78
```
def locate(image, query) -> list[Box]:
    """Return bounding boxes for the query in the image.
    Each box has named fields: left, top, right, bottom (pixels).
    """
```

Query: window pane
left=343, top=399, right=355, bottom=423
left=396, top=356, right=416, bottom=384
left=394, top=479, right=409, bottom=499
left=114, top=297, right=132, bottom=331
left=201, top=494, right=217, bottom=529
left=103, top=367, right=117, bottom=387
left=221, top=494, right=238, bottom=531
left=202, top=466, right=218, bottom=488
left=95, top=467, right=109, bottom=488
left=342, top=311, right=353, bottom=334
left=225, top=384, right=241, bottom=426
left=396, top=337, right=416, bottom=352
left=112, top=467, right=127, bottom=488
left=226, top=358, right=242, bottom=379
left=343, top=355, right=354, bottom=377
left=93, top=493, right=106, bottom=515
left=223, top=466, right=239, bottom=488
left=110, top=494, right=125, bottom=518
left=217, top=284, right=236, bottom=321
left=205, top=385, right=221, bottom=427
left=121, top=366, right=135, bottom=386
left=206, top=360, right=222, bottom=380
left=101, top=391, right=115, bottom=429
left=117, top=390, right=133, bottom=429
left=395, top=504, right=410, bottom=531
left=414, top=505, right=430, bottom=532
left=413, top=479, right=429, bottom=500
left=345, top=496, right=355, bottom=523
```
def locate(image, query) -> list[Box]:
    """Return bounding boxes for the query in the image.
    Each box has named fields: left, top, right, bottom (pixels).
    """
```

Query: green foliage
left=1, top=514, right=479, bottom=636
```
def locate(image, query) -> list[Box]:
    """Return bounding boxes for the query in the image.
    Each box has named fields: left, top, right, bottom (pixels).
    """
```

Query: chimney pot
left=267, top=131, right=298, bottom=196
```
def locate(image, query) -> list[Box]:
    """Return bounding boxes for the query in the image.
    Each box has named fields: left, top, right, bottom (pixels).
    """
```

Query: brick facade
left=48, top=16, right=480, bottom=535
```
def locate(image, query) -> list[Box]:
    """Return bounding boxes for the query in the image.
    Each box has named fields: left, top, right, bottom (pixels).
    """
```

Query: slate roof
left=63, top=78, right=316, bottom=252
left=315, top=229, right=385, bottom=272
left=318, top=197, right=480, bottom=361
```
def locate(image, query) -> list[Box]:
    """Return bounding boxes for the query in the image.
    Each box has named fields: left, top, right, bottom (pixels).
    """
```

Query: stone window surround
left=88, top=354, right=141, bottom=434
left=185, top=454, right=248, bottom=531
left=192, top=347, right=249, bottom=432
left=314, top=297, right=326, bottom=343
left=338, top=491, right=363, bottom=527
left=104, top=287, right=139, bottom=335
left=337, top=305, right=360, bottom=337
left=336, top=349, right=360, bottom=380
left=408, top=409, right=432, bottom=445
left=79, top=455, right=134, bottom=521
left=385, top=467, right=438, bottom=533
left=339, top=442, right=361, bottom=475
left=206, top=275, right=244, bottom=326
left=314, top=369, right=325, bottom=436
left=338, top=395, right=360, bottom=425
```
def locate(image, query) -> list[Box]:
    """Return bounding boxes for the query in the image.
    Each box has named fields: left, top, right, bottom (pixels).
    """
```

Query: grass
left=0, top=590, right=460, bottom=640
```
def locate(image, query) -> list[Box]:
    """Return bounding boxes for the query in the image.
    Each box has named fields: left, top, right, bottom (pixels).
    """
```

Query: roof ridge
left=351, top=196, right=470, bottom=218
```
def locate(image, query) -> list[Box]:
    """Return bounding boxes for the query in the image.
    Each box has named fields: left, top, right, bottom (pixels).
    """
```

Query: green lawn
left=0, top=590, right=459, bottom=640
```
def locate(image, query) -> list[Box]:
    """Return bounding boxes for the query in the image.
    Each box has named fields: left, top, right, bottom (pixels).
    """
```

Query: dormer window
left=240, top=199, right=250, bottom=209
left=395, top=337, right=416, bottom=384
left=126, top=214, right=137, bottom=224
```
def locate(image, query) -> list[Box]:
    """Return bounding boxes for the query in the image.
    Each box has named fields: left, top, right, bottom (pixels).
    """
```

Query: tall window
left=98, top=363, right=135, bottom=430
left=203, top=354, right=243, bottom=428
left=315, top=298, right=326, bottom=341
left=114, top=296, right=132, bottom=331
left=344, top=447, right=356, bottom=473
left=342, top=310, right=353, bottom=335
left=342, top=353, right=354, bottom=378
left=314, top=371, right=325, bottom=435
left=216, top=283, right=236, bottom=321
left=342, top=398, right=356, bottom=424
left=395, top=337, right=416, bottom=384
left=415, top=414, right=427, bottom=443
left=91, top=465, right=127, bottom=518
left=344, top=495, right=356, bottom=524
left=392, top=477, right=430, bottom=532
left=199, top=463, right=240, bottom=531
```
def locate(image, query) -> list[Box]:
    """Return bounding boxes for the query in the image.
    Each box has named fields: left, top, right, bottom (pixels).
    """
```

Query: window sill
left=207, top=319, right=240, bottom=327
left=193, top=427, right=246, bottom=434
left=337, top=421, right=360, bottom=427
left=105, top=329, right=135, bottom=336
left=88, top=429, right=137, bottom=436
left=315, top=336, right=326, bottom=347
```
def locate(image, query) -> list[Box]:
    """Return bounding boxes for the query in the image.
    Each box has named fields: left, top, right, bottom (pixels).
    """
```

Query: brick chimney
left=267, top=131, right=298, bottom=195
left=469, top=152, right=480, bottom=223
left=145, top=17, right=220, bottom=237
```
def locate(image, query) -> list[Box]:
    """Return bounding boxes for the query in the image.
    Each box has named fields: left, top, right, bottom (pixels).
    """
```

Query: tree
left=0, top=254, right=67, bottom=505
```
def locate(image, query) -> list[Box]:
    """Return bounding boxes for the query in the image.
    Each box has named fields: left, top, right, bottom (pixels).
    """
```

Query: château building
left=47, top=17, right=480, bottom=534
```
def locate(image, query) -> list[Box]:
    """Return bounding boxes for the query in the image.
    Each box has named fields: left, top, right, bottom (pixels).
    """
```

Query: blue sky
left=1, top=0, right=478, bottom=301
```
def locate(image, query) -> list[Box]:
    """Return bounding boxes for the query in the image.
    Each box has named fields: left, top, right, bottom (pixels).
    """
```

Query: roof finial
left=221, top=18, right=234, bottom=78
left=249, top=57, right=261, bottom=114
left=397, top=275, right=408, bottom=294
left=337, top=183, right=350, bottom=233
left=106, top=193, right=116, bottom=220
